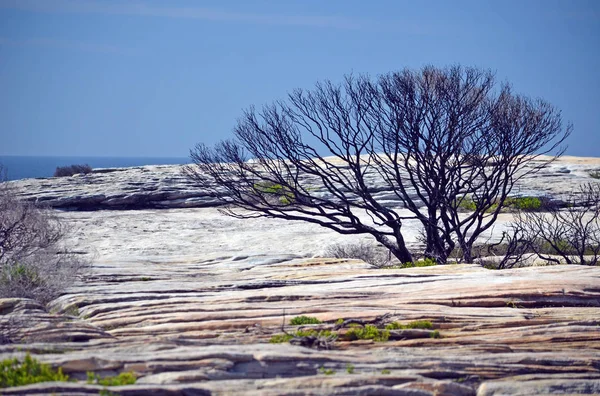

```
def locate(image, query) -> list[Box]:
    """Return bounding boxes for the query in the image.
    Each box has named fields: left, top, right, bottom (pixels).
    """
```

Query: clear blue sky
left=1, top=0, right=599, bottom=157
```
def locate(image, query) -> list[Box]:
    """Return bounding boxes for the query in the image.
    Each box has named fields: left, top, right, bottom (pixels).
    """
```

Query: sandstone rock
left=7, top=156, right=600, bottom=211
left=1, top=157, right=600, bottom=394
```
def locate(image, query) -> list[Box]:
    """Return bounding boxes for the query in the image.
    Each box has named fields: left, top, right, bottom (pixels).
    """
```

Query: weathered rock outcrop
left=7, top=156, right=600, bottom=210
left=2, top=253, right=600, bottom=394
left=1, top=156, right=600, bottom=394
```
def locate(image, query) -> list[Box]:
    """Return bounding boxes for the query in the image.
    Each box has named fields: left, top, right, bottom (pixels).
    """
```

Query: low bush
left=505, top=183, right=600, bottom=267
left=324, top=241, right=392, bottom=268
left=589, top=170, right=600, bottom=180
left=53, top=164, right=92, bottom=177
left=398, top=258, right=437, bottom=269
left=269, top=333, right=294, bottom=343
left=319, top=366, right=335, bottom=375
left=269, top=329, right=336, bottom=343
left=290, top=316, right=321, bottom=325
left=1, top=167, right=88, bottom=305
left=454, top=196, right=477, bottom=212
left=505, top=196, right=542, bottom=211
left=385, top=320, right=433, bottom=330
left=252, top=181, right=296, bottom=205
left=87, top=371, right=136, bottom=386
left=344, top=324, right=390, bottom=342
left=0, top=353, right=68, bottom=388
left=454, top=195, right=543, bottom=213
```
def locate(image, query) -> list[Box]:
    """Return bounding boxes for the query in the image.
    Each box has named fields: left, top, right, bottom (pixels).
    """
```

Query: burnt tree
left=186, top=66, right=569, bottom=264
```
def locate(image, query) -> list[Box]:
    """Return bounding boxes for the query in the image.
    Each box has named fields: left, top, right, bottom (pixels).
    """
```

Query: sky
left=0, top=0, right=599, bottom=158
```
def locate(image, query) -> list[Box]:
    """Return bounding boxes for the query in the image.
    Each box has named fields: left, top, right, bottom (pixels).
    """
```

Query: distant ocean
left=0, top=156, right=191, bottom=181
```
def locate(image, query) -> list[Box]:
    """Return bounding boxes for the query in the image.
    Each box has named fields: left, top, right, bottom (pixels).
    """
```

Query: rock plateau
left=1, top=156, right=600, bottom=395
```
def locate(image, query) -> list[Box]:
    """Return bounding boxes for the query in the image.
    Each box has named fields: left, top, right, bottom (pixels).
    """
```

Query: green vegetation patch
left=319, top=366, right=336, bottom=375
left=0, top=353, right=69, bottom=388
left=290, top=316, right=322, bottom=325
left=269, top=333, right=294, bottom=343
left=505, top=196, right=542, bottom=211
left=269, top=329, right=336, bottom=343
left=253, top=181, right=295, bottom=205
left=87, top=371, right=137, bottom=386
left=398, top=258, right=437, bottom=269
left=1, top=263, right=44, bottom=289
left=385, top=320, right=433, bottom=330
left=455, top=196, right=478, bottom=211
left=344, top=324, right=390, bottom=342
left=454, top=195, right=543, bottom=213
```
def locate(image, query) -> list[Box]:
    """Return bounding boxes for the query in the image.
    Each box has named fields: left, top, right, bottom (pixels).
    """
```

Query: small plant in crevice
left=346, top=363, right=355, bottom=374
left=506, top=300, right=524, bottom=309
left=381, top=369, right=391, bottom=375
left=319, top=366, right=336, bottom=375
left=290, top=316, right=322, bottom=325
left=86, top=371, right=137, bottom=386
left=429, top=330, right=441, bottom=339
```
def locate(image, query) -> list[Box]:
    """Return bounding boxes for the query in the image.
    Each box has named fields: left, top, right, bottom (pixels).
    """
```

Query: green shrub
left=385, top=320, right=433, bottom=330
left=319, top=366, right=335, bottom=375
left=400, top=258, right=437, bottom=268
left=54, top=164, right=92, bottom=177
left=454, top=195, right=543, bottom=213
left=269, top=334, right=294, bottom=343
left=0, top=353, right=69, bottom=388
left=253, top=181, right=295, bottom=205
left=429, top=330, right=441, bottom=339
left=86, top=371, right=136, bottom=386
left=505, top=196, right=542, bottom=211
left=269, top=329, right=335, bottom=343
left=454, top=196, right=477, bottom=211
left=290, top=316, right=322, bottom=325
left=0, top=182, right=89, bottom=305
left=346, top=364, right=355, bottom=374
left=1, top=263, right=44, bottom=290
left=589, top=170, right=600, bottom=179
left=381, top=369, right=391, bottom=375
left=63, top=305, right=80, bottom=317
left=345, top=324, right=389, bottom=342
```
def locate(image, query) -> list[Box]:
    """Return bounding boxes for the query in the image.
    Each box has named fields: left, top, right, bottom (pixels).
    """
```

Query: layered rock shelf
left=1, top=156, right=600, bottom=395
left=8, top=155, right=600, bottom=211
left=2, top=257, right=600, bottom=395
